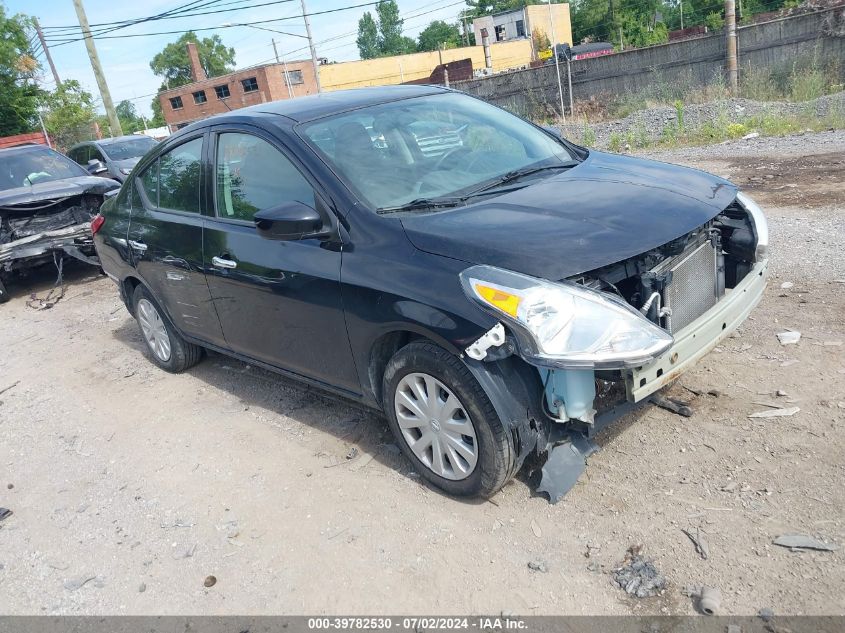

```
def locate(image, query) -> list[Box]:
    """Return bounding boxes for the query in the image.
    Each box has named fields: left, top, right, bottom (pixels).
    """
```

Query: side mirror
left=254, top=201, right=324, bottom=241
left=87, top=159, right=108, bottom=175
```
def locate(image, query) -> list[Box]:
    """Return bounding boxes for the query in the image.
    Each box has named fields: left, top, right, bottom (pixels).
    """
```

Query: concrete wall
left=319, top=40, right=533, bottom=92
left=525, top=4, right=573, bottom=51
left=453, top=7, right=845, bottom=118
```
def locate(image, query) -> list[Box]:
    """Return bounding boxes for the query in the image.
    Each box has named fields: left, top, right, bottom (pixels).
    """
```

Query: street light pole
left=300, top=0, right=322, bottom=93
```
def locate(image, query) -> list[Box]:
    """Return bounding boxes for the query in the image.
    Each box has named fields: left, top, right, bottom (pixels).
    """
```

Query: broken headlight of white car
left=460, top=265, right=674, bottom=369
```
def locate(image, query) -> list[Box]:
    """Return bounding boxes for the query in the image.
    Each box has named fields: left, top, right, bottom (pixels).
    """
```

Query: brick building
left=158, top=42, right=318, bottom=132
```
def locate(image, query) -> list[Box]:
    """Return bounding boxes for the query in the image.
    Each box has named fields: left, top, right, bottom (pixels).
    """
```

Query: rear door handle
left=212, top=256, right=237, bottom=270
left=128, top=240, right=147, bottom=251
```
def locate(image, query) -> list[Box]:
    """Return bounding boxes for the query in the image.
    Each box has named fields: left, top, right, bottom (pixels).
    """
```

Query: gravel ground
left=560, top=92, right=845, bottom=151
left=0, top=131, right=843, bottom=616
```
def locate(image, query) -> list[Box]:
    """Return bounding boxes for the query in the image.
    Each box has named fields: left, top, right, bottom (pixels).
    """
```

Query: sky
left=7, top=0, right=469, bottom=119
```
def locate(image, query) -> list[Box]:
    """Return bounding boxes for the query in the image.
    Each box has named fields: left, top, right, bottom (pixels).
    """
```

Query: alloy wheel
left=393, top=372, right=478, bottom=480
left=137, top=298, right=172, bottom=362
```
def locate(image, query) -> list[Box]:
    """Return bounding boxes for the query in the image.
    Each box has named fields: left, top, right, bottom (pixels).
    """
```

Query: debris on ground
left=776, top=331, right=801, bottom=345
left=742, top=132, right=760, bottom=140
left=773, top=534, right=838, bottom=552
left=681, top=527, right=710, bottom=560
left=345, top=447, right=358, bottom=460
left=612, top=546, right=667, bottom=598
left=530, top=519, right=542, bottom=538
left=138, top=583, right=146, bottom=593
left=204, top=575, right=217, bottom=587
left=527, top=560, right=548, bottom=573
left=0, top=507, right=12, bottom=522
left=650, top=394, right=693, bottom=417
left=698, top=586, right=722, bottom=615
left=780, top=282, right=794, bottom=289
left=63, top=574, right=96, bottom=591
left=748, top=406, right=800, bottom=418
left=0, top=381, right=20, bottom=397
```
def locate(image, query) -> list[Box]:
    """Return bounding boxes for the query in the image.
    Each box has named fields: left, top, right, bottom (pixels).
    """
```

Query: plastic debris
left=527, top=560, right=548, bottom=573
left=773, top=535, right=837, bottom=552
left=699, top=586, right=721, bottom=615
left=776, top=331, right=801, bottom=345
left=748, top=406, right=800, bottom=418
left=612, top=546, right=666, bottom=598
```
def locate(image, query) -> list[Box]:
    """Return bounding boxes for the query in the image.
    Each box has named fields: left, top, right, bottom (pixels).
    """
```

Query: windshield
left=0, top=146, right=89, bottom=191
left=300, top=92, right=576, bottom=211
left=102, top=136, right=158, bottom=161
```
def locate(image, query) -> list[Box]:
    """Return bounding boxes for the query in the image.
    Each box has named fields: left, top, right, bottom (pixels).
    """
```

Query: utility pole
left=272, top=38, right=294, bottom=99
left=300, top=0, right=322, bottom=93
left=72, top=0, right=122, bottom=136
left=680, top=1, right=684, bottom=30
left=547, top=0, right=566, bottom=124
left=725, top=0, right=738, bottom=93
left=33, top=17, right=61, bottom=86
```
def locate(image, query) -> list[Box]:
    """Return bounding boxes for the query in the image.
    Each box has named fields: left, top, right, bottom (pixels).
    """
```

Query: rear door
left=202, top=126, right=359, bottom=393
left=128, top=133, right=225, bottom=346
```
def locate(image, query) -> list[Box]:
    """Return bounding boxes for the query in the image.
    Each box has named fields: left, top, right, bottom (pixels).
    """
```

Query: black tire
left=0, top=277, right=8, bottom=304
left=132, top=284, right=203, bottom=373
left=382, top=341, right=515, bottom=498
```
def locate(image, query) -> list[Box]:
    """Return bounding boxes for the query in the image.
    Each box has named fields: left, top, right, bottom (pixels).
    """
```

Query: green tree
left=356, top=12, right=380, bottom=59
left=40, top=80, right=97, bottom=150
left=0, top=6, right=41, bottom=136
left=150, top=31, right=235, bottom=88
left=149, top=97, right=166, bottom=127
left=114, top=99, right=145, bottom=134
left=531, top=27, right=551, bottom=53
left=417, top=20, right=462, bottom=52
left=355, top=1, right=416, bottom=59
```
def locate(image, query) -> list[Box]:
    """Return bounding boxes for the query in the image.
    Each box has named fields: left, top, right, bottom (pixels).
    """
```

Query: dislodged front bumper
left=0, top=223, right=99, bottom=270
left=625, top=258, right=769, bottom=403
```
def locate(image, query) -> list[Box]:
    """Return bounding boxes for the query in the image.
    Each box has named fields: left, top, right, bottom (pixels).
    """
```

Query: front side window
left=300, top=92, right=574, bottom=211
left=241, top=77, right=258, bottom=93
left=193, top=90, right=207, bottom=104
left=149, top=137, right=203, bottom=213
left=215, top=132, right=314, bottom=222
left=215, top=85, right=230, bottom=99
left=169, top=96, right=183, bottom=110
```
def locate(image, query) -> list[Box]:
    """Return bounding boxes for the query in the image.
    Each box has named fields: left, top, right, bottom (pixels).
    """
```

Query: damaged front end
left=462, top=192, right=769, bottom=502
left=0, top=184, right=115, bottom=291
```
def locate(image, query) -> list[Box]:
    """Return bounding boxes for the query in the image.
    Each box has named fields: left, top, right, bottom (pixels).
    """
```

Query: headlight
left=119, top=167, right=132, bottom=175
left=736, top=191, right=768, bottom=261
left=460, top=265, right=674, bottom=369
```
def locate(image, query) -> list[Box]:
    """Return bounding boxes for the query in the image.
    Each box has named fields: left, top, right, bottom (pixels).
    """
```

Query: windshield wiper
left=377, top=196, right=466, bottom=214
left=464, top=161, right=580, bottom=198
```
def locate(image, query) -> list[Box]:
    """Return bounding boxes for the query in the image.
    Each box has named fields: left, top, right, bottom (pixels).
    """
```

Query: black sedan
left=93, top=86, right=769, bottom=501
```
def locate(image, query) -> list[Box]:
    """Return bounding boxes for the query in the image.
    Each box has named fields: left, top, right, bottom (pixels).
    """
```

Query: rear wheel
left=0, top=277, right=8, bottom=304
left=382, top=341, right=515, bottom=498
left=132, top=285, right=203, bottom=373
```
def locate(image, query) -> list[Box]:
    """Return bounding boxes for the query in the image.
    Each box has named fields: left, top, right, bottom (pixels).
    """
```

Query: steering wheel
left=434, top=147, right=473, bottom=171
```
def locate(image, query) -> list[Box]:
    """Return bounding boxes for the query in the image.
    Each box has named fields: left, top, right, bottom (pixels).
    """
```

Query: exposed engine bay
left=0, top=192, right=108, bottom=273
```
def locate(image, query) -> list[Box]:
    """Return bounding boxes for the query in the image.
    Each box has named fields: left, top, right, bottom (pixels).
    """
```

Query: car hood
left=114, top=157, right=141, bottom=171
left=400, top=151, right=738, bottom=280
left=0, top=176, right=119, bottom=207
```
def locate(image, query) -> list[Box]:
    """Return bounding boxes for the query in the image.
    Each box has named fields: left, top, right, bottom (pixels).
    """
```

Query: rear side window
left=137, top=137, right=202, bottom=213
left=214, top=132, right=314, bottom=221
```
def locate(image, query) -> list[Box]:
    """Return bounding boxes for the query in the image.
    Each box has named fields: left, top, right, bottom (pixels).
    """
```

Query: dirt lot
left=0, top=132, right=843, bottom=616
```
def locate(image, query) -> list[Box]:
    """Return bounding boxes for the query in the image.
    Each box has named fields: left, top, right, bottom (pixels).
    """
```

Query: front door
left=128, top=134, right=225, bottom=346
left=202, top=128, right=359, bottom=394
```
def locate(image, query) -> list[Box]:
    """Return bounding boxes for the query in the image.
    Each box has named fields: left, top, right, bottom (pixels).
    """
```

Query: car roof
left=70, top=135, right=148, bottom=149
left=243, top=84, right=448, bottom=123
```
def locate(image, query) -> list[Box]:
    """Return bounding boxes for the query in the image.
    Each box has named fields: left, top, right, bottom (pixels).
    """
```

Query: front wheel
left=382, top=341, right=515, bottom=498
left=132, top=285, right=203, bottom=373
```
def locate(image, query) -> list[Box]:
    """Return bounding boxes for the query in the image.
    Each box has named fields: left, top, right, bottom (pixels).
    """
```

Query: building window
left=215, top=85, right=230, bottom=99
left=284, top=70, right=304, bottom=85
left=241, top=77, right=258, bottom=93
left=494, top=24, right=506, bottom=41
left=169, top=96, right=183, bottom=110
left=516, top=19, right=525, bottom=37
left=192, top=90, right=207, bottom=104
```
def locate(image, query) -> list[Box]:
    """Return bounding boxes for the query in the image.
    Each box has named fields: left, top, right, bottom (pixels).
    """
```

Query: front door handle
left=128, top=240, right=147, bottom=251
left=212, top=256, right=237, bottom=270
